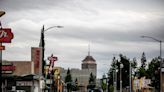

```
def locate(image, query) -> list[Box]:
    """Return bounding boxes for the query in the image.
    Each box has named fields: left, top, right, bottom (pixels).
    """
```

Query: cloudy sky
left=1, top=0, right=164, bottom=78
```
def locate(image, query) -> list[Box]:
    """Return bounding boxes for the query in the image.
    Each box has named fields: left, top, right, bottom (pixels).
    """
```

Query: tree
left=138, top=52, right=147, bottom=78
left=65, top=68, right=72, bottom=92
left=89, top=72, right=96, bottom=84
left=101, top=80, right=107, bottom=92
left=107, top=54, right=137, bottom=89
left=72, top=78, right=79, bottom=91
left=101, top=74, right=107, bottom=92
left=87, top=72, right=96, bottom=90
left=146, top=57, right=160, bottom=91
left=141, top=52, right=147, bottom=68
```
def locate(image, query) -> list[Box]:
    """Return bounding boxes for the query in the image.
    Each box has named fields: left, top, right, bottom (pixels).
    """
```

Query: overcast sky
left=1, top=0, right=164, bottom=78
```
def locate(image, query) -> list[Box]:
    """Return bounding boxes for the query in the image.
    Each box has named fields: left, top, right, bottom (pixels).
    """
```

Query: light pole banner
left=31, top=47, right=42, bottom=75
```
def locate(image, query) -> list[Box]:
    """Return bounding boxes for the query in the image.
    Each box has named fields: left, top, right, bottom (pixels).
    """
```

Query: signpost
left=1, top=11, right=14, bottom=92
left=0, top=28, right=14, bottom=43
left=46, top=54, right=58, bottom=92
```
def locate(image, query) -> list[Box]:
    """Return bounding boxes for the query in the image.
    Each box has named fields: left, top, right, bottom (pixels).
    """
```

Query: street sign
left=47, top=54, right=58, bottom=74
left=47, top=54, right=58, bottom=67
left=48, top=54, right=58, bottom=61
left=0, top=28, right=14, bottom=43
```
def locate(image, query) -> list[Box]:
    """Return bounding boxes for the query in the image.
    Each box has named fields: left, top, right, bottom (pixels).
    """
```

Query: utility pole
left=120, top=63, right=123, bottom=92
left=129, top=60, right=132, bottom=92
left=39, top=25, right=63, bottom=91
left=113, top=58, right=117, bottom=92
left=141, top=36, right=163, bottom=92
left=0, top=11, right=5, bottom=92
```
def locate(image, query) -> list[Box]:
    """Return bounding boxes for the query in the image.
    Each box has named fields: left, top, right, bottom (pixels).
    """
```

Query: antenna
left=88, top=43, right=90, bottom=56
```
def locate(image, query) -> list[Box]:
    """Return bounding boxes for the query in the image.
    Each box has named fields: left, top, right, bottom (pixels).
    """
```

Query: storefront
left=2, top=74, right=39, bottom=92
left=1, top=61, right=40, bottom=92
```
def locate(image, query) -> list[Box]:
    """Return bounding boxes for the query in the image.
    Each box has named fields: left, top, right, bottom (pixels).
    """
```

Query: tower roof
left=82, top=55, right=96, bottom=63
left=82, top=44, right=96, bottom=63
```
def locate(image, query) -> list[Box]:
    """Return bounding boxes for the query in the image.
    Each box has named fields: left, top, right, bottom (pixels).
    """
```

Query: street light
left=39, top=25, right=63, bottom=76
left=141, top=35, right=163, bottom=92
left=129, top=60, right=132, bottom=92
left=114, top=59, right=118, bottom=92
left=39, top=25, right=63, bottom=92
left=0, top=11, right=5, bottom=17
left=120, top=63, right=123, bottom=92
left=101, top=74, right=107, bottom=92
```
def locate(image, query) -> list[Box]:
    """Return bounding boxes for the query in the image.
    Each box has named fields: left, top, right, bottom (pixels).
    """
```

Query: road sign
left=0, top=28, right=14, bottom=43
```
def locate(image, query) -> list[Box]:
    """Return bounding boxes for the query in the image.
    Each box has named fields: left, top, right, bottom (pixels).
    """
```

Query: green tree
left=141, top=52, right=147, bottom=68
left=101, top=74, right=107, bottom=92
left=65, top=68, right=72, bottom=92
left=137, top=52, right=147, bottom=78
left=109, top=85, right=114, bottom=92
left=146, top=57, right=160, bottom=91
left=72, top=78, right=79, bottom=91
left=87, top=72, right=96, bottom=90
left=107, top=54, right=137, bottom=89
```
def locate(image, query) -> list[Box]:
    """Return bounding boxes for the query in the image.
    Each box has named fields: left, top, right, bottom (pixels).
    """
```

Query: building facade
left=58, top=53, right=97, bottom=91
left=1, top=47, right=42, bottom=92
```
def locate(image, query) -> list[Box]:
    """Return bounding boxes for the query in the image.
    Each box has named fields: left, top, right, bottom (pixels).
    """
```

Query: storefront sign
left=0, top=28, right=14, bottom=43
left=2, top=61, right=13, bottom=65
left=47, top=54, right=58, bottom=74
left=2, top=61, right=16, bottom=74
left=31, top=47, right=42, bottom=74
left=46, top=79, right=53, bottom=84
left=16, top=81, right=33, bottom=86
left=2, top=66, right=16, bottom=71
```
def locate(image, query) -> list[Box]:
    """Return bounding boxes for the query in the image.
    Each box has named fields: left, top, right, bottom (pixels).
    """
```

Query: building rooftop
left=82, top=55, right=96, bottom=63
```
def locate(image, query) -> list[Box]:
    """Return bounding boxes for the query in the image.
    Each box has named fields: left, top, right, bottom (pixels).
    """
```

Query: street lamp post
left=39, top=25, right=63, bottom=91
left=120, top=63, right=123, bottom=92
left=39, top=25, right=63, bottom=76
left=141, top=35, right=163, bottom=92
left=129, top=60, right=132, bottom=92
left=114, top=60, right=118, bottom=92
left=0, top=11, right=5, bottom=17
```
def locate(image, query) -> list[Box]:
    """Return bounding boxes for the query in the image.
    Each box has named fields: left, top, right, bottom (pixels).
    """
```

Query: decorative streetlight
left=39, top=25, right=63, bottom=92
left=101, top=74, right=107, bottom=92
left=141, top=35, right=163, bottom=92
left=120, top=63, right=123, bottom=92
left=129, top=60, right=132, bottom=92
left=0, top=11, right=5, bottom=17
left=39, top=25, right=63, bottom=76
left=114, top=59, right=118, bottom=92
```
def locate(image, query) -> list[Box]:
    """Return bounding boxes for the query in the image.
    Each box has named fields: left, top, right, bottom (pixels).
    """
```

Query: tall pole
left=39, top=25, right=63, bottom=76
left=129, top=60, right=132, bottom=92
left=113, top=58, right=117, bottom=92
left=40, top=25, right=45, bottom=77
left=141, top=36, right=163, bottom=92
left=160, top=41, right=162, bottom=92
left=0, top=11, right=5, bottom=92
left=120, top=63, right=123, bottom=92
left=120, top=66, right=122, bottom=92
left=39, top=25, right=63, bottom=91
left=0, top=43, right=2, bottom=92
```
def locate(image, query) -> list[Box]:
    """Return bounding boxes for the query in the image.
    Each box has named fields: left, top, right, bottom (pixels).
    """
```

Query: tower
left=81, top=44, right=97, bottom=77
